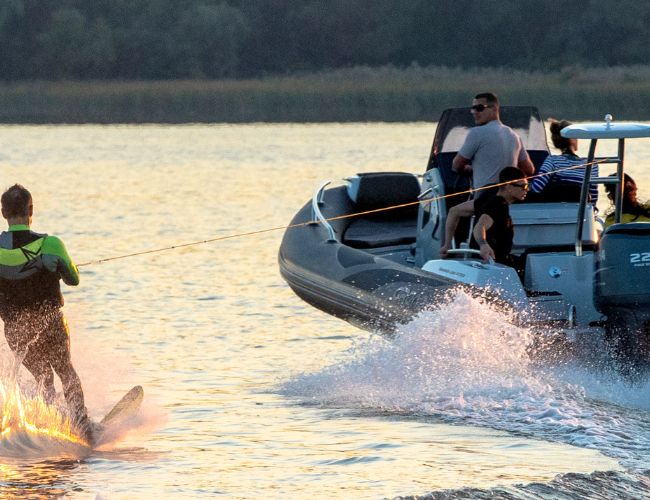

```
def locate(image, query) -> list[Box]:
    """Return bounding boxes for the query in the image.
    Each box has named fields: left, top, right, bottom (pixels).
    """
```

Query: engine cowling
left=595, top=222, right=650, bottom=314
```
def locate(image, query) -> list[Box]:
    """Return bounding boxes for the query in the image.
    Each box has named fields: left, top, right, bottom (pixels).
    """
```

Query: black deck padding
left=352, top=172, right=420, bottom=213
left=343, top=218, right=417, bottom=249
left=343, top=172, right=420, bottom=248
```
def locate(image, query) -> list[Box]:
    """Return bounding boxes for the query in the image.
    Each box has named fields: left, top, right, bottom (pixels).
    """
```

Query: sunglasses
left=471, top=104, right=492, bottom=112
left=511, top=183, right=529, bottom=191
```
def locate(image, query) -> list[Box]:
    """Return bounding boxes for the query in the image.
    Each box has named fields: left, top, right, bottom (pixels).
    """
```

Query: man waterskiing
left=0, top=184, right=94, bottom=442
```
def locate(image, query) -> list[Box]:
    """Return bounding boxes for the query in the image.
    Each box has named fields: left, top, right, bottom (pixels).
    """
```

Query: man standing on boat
left=440, top=92, right=534, bottom=257
left=452, top=92, right=534, bottom=189
left=473, top=167, right=529, bottom=265
left=0, top=184, right=93, bottom=440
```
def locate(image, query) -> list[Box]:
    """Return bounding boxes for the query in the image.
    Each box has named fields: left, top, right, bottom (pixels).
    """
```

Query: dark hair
left=499, top=166, right=525, bottom=184
left=474, top=92, right=499, bottom=107
left=604, top=173, right=650, bottom=218
left=548, top=118, right=573, bottom=152
left=604, top=173, right=635, bottom=198
left=1, top=184, right=32, bottom=219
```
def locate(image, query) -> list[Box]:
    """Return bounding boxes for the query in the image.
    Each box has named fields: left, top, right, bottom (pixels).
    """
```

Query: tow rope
left=77, top=159, right=606, bottom=267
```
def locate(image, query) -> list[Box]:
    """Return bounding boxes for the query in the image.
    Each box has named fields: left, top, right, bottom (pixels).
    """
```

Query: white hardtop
left=562, top=115, right=650, bottom=139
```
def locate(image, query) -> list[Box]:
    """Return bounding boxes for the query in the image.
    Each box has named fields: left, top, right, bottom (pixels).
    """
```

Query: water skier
left=0, top=184, right=93, bottom=441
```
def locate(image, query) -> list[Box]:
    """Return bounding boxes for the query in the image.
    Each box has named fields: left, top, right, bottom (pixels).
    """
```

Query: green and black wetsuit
left=0, top=224, right=79, bottom=316
left=0, top=224, right=88, bottom=426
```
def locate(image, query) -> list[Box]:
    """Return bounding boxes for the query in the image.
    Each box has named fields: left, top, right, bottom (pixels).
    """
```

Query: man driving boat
left=473, top=167, right=529, bottom=265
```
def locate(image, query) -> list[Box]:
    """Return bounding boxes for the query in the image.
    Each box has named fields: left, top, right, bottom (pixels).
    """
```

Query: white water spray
left=282, top=291, right=650, bottom=470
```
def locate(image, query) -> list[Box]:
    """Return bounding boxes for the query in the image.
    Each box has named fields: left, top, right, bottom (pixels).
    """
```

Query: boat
left=278, top=107, right=650, bottom=367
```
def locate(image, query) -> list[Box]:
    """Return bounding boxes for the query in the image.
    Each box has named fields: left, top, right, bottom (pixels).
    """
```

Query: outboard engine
left=595, top=223, right=650, bottom=368
left=596, top=223, right=650, bottom=310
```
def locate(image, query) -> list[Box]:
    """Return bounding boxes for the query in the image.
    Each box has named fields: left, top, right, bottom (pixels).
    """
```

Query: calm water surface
left=0, top=123, right=649, bottom=498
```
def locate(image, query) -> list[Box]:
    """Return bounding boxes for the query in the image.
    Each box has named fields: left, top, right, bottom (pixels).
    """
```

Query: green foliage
left=35, top=8, right=116, bottom=78
left=0, top=0, right=23, bottom=29
left=172, top=2, right=250, bottom=78
left=1, top=66, right=649, bottom=123
left=0, top=0, right=648, bottom=80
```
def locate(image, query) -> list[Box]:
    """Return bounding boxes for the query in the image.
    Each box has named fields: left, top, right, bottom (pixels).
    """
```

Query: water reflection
left=0, top=123, right=648, bottom=498
left=0, top=459, right=80, bottom=499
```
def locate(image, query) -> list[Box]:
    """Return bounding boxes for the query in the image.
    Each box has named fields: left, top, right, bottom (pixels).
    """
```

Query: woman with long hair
left=604, top=173, right=650, bottom=226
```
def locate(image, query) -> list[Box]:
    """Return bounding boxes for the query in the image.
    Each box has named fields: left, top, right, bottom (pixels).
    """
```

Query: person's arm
left=517, top=148, right=535, bottom=177
left=452, top=154, right=472, bottom=175
left=472, top=214, right=495, bottom=263
left=42, top=236, right=80, bottom=286
left=515, top=136, right=534, bottom=177
left=440, top=200, right=475, bottom=258
left=454, top=130, right=478, bottom=175
left=530, top=157, right=553, bottom=193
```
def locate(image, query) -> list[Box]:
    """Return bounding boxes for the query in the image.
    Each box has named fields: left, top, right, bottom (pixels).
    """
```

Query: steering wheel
left=446, top=248, right=481, bottom=258
left=445, top=248, right=495, bottom=264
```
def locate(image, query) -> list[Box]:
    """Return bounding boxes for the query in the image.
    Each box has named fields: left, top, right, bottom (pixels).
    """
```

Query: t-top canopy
left=562, top=115, right=650, bottom=139
left=432, top=106, right=549, bottom=154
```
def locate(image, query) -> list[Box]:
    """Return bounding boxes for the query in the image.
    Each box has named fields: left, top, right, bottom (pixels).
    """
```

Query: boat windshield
left=432, top=106, right=549, bottom=154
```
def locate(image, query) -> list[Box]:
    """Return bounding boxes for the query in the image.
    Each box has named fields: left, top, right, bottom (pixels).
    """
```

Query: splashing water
left=0, top=375, right=88, bottom=458
left=284, top=292, right=541, bottom=409
left=282, top=291, right=650, bottom=472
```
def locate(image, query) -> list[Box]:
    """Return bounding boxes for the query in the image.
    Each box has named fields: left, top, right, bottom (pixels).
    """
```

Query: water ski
left=88, top=385, right=144, bottom=446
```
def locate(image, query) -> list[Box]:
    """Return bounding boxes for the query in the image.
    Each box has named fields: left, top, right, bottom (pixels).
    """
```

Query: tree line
left=0, top=0, right=648, bottom=81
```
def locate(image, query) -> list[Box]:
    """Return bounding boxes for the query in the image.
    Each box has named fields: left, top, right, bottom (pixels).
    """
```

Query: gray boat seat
left=510, top=202, right=599, bottom=251
left=343, top=172, right=420, bottom=249
left=343, top=218, right=419, bottom=248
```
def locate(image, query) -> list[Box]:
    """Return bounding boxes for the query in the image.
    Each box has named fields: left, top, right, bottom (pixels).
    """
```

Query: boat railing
left=574, top=139, right=623, bottom=256
left=311, top=180, right=337, bottom=242
left=562, top=115, right=650, bottom=257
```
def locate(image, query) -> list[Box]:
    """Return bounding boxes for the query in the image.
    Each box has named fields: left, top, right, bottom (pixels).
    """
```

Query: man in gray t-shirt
left=453, top=93, right=533, bottom=188
left=441, top=92, right=534, bottom=258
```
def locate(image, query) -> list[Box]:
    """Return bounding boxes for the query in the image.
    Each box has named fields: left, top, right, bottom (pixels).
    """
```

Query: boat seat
left=343, top=217, right=418, bottom=249
left=524, top=183, right=581, bottom=203
left=510, top=202, right=599, bottom=251
left=343, top=172, right=420, bottom=249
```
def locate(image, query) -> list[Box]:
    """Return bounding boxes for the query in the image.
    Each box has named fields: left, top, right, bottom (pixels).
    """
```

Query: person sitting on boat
left=604, top=173, right=650, bottom=226
left=440, top=92, right=534, bottom=257
left=473, top=167, right=529, bottom=265
left=527, top=118, right=598, bottom=204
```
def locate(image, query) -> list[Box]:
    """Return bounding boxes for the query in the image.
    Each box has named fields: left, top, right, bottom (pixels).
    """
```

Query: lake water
left=0, top=123, right=649, bottom=499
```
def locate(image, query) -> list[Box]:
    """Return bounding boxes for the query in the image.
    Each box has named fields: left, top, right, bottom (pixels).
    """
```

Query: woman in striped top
left=529, top=119, right=598, bottom=204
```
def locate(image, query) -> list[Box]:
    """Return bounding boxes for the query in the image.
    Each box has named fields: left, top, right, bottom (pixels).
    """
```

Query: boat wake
left=282, top=291, right=650, bottom=475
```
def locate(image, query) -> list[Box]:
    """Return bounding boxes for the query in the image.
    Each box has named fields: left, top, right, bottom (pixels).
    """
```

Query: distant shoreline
left=1, top=66, right=649, bottom=123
